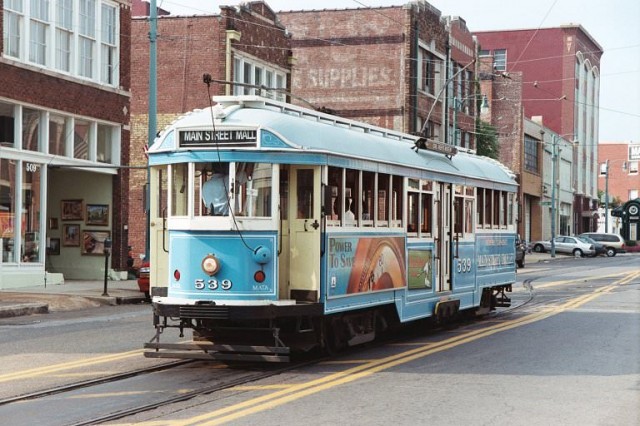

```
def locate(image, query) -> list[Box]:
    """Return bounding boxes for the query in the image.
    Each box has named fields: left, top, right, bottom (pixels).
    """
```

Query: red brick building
left=474, top=25, right=603, bottom=234
left=279, top=3, right=477, bottom=149
left=598, top=141, right=640, bottom=203
left=129, top=1, right=291, bottom=264
left=0, top=1, right=131, bottom=288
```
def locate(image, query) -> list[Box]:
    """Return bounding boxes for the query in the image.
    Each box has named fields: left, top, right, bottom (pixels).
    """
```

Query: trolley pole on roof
left=145, top=0, right=158, bottom=261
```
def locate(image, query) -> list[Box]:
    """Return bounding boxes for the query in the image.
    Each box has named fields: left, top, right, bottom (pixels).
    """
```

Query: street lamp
left=452, top=95, right=473, bottom=146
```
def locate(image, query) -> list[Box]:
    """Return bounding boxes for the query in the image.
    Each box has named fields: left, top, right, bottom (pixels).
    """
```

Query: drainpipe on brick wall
left=443, top=41, right=451, bottom=144
left=225, top=31, right=242, bottom=96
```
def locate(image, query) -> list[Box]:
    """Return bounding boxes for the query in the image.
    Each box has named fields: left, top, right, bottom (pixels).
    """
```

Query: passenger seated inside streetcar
left=202, top=162, right=230, bottom=215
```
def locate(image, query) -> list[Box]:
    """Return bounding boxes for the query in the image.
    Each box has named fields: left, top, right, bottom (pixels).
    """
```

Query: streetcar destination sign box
left=179, top=129, right=257, bottom=147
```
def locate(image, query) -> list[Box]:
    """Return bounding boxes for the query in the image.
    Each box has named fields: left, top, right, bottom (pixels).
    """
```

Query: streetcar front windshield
left=196, top=162, right=273, bottom=218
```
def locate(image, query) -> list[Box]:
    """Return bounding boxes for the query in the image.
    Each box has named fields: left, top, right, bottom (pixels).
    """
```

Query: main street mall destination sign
left=179, top=129, right=257, bottom=148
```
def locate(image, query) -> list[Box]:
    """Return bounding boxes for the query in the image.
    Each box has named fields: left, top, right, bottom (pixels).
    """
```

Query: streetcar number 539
left=456, top=258, right=472, bottom=273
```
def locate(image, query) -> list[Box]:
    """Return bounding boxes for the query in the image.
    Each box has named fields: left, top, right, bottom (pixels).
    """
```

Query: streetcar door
left=288, top=166, right=321, bottom=301
left=435, top=182, right=452, bottom=292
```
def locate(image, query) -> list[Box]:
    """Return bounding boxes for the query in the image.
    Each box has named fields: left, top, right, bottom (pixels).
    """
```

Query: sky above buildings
left=155, top=0, right=640, bottom=143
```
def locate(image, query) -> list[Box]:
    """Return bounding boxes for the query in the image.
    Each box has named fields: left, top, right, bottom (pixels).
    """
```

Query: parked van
left=578, top=233, right=626, bottom=257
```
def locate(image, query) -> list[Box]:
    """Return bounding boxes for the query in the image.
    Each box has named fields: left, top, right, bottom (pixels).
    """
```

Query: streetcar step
left=144, top=341, right=290, bottom=362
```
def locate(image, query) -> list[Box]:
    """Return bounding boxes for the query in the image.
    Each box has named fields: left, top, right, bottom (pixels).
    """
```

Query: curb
left=83, top=295, right=149, bottom=306
left=0, top=302, right=49, bottom=318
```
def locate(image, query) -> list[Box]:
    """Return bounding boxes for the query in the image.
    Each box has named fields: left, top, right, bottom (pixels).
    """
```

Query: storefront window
left=0, top=102, right=16, bottom=147
left=22, top=108, right=40, bottom=151
left=1, top=159, right=17, bottom=263
left=49, top=114, right=68, bottom=156
left=74, top=119, right=90, bottom=160
left=21, top=161, right=42, bottom=263
left=97, top=124, right=112, bottom=163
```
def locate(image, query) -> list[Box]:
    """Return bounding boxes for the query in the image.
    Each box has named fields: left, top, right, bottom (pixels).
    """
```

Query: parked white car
left=531, top=236, right=595, bottom=257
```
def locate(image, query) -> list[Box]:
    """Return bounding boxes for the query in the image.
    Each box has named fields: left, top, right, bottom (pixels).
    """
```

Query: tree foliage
left=475, top=119, right=499, bottom=159
left=597, top=190, right=623, bottom=208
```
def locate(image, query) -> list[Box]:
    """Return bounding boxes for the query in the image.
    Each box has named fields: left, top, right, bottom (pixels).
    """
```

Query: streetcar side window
left=171, top=163, right=188, bottom=216
left=296, top=168, right=314, bottom=219
left=484, top=189, right=492, bottom=228
left=377, top=173, right=390, bottom=227
left=421, top=191, right=433, bottom=236
left=194, top=163, right=206, bottom=216
left=362, top=170, right=374, bottom=226
left=453, top=185, right=475, bottom=236
left=324, top=167, right=403, bottom=229
left=407, top=189, right=419, bottom=235
left=501, top=191, right=508, bottom=227
left=344, top=169, right=359, bottom=226
left=391, top=176, right=403, bottom=228
left=326, top=166, right=342, bottom=226
left=454, top=192, right=463, bottom=235
left=493, top=190, right=500, bottom=227
left=477, top=188, right=485, bottom=228
left=201, top=162, right=230, bottom=216
left=465, top=198, right=474, bottom=234
left=280, top=166, right=288, bottom=220
left=508, top=193, right=515, bottom=225
left=233, top=162, right=272, bottom=217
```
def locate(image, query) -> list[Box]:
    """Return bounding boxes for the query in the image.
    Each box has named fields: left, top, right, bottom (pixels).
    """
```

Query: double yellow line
left=0, top=350, right=141, bottom=384
left=167, top=270, right=639, bottom=426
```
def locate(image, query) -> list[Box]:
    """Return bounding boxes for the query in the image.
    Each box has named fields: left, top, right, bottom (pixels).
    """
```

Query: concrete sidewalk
left=0, top=279, right=148, bottom=318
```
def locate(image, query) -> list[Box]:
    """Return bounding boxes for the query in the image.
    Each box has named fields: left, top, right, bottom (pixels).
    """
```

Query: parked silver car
left=531, top=236, right=595, bottom=257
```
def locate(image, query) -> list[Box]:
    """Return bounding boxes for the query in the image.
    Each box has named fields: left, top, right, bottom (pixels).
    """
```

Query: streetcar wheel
left=323, top=317, right=347, bottom=356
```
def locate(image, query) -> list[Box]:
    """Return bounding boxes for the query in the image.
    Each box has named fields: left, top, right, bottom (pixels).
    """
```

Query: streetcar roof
left=150, top=96, right=517, bottom=188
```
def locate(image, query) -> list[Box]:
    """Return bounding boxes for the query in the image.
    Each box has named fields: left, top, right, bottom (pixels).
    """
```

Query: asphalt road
left=0, top=254, right=637, bottom=425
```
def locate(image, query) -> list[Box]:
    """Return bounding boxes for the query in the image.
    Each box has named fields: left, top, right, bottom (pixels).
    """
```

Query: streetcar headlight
left=202, top=254, right=221, bottom=276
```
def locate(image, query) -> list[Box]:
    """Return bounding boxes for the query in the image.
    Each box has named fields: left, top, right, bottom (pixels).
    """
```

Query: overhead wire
left=138, top=0, right=638, bottom=132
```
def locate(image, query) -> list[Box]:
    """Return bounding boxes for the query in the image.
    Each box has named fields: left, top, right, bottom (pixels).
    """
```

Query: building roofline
left=474, top=24, right=603, bottom=53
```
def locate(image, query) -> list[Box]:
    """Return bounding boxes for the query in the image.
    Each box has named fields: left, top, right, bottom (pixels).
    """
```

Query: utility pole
left=604, top=159, right=609, bottom=233
left=145, top=0, right=158, bottom=261
left=550, top=135, right=558, bottom=258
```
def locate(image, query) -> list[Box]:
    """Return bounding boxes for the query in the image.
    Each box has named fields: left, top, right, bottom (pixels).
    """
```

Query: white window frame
left=233, top=54, right=288, bottom=101
left=5, top=1, right=27, bottom=58
left=100, top=3, right=118, bottom=85
left=494, top=49, right=507, bottom=71
left=3, top=0, right=120, bottom=87
left=55, top=0, right=73, bottom=73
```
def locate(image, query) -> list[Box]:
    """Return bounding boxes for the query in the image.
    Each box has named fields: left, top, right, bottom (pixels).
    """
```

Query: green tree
left=597, top=190, right=623, bottom=208
left=475, top=119, right=499, bottom=159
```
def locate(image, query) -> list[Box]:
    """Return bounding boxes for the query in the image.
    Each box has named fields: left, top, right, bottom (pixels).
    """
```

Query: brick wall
left=280, top=7, right=410, bottom=130
left=222, top=3, right=291, bottom=72
left=598, top=143, right=640, bottom=202
left=131, top=15, right=223, bottom=115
